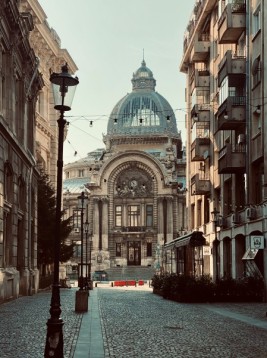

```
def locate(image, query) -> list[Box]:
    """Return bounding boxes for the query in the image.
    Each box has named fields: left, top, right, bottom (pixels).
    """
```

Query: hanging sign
left=203, top=246, right=211, bottom=255
left=250, top=235, right=264, bottom=249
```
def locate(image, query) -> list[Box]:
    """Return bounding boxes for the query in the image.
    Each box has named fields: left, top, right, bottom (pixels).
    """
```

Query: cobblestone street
left=0, top=289, right=81, bottom=358
left=98, top=287, right=267, bottom=358
left=1, top=286, right=267, bottom=357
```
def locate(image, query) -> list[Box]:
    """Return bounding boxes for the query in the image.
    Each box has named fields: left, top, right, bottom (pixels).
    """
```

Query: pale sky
left=38, top=0, right=196, bottom=164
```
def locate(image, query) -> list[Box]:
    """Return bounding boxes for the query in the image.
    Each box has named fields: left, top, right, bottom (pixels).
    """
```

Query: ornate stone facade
left=63, top=61, right=186, bottom=276
left=0, top=0, right=43, bottom=302
left=0, top=0, right=77, bottom=302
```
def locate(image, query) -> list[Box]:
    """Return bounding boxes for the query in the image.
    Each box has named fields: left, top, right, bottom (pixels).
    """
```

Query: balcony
left=218, top=143, right=246, bottom=174
left=191, top=103, right=210, bottom=125
left=191, top=122, right=210, bottom=161
left=191, top=137, right=210, bottom=161
left=191, top=173, right=210, bottom=195
left=218, top=51, right=246, bottom=86
left=218, top=2, right=246, bottom=44
left=121, top=226, right=146, bottom=233
left=191, top=69, right=210, bottom=90
left=190, top=35, right=210, bottom=62
left=217, top=96, right=246, bottom=131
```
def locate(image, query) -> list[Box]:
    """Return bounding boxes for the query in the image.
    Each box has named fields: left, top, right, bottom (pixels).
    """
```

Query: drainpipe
left=28, top=166, right=33, bottom=296
left=245, top=0, right=250, bottom=206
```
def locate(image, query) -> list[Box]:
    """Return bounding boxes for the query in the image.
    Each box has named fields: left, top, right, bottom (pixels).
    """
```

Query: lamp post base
left=44, top=318, right=64, bottom=357
left=75, top=290, right=89, bottom=312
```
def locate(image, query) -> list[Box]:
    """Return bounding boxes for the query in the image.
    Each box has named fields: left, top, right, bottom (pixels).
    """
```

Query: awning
left=242, top=248, right=259, bottom=260
left=164, top=231, right=206, bottom=250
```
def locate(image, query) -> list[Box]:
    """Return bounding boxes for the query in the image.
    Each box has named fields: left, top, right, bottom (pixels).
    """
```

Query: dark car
left=92, top=270, right=108, bottom=281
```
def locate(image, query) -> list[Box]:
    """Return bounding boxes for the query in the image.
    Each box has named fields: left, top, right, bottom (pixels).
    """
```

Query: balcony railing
left=121, top=226, right=147, bottom=232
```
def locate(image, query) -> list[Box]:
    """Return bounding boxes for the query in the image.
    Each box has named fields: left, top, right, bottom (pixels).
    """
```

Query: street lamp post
left=75, top=192, right=89, bottom=312
left=44, top=64, right=79, bottom=358
left=211, top=208, right=220, bottom=282
left=77, top=192, right=88, bottom=290
left=84, top=220, right=89, bottom=290
left=89, top=231, right=93, bottom=289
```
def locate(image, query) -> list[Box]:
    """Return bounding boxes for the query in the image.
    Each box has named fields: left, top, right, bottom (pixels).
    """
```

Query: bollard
left=95, top=282, right=97, bottom=288
left=111, top=282, right=113, bottom=287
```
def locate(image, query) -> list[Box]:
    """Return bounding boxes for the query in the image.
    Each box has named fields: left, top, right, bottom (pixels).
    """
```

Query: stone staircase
left=105, top=266, right=155, bottom=281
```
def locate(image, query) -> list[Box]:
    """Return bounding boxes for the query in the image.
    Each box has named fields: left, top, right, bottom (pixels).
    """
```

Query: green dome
left=107, top=61, right=178, bottom=136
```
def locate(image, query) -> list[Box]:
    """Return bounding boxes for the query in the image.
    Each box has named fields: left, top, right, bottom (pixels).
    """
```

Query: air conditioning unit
left=231, top=213, right=239, bottom=225
left=246, top=208, right=256, bottom=220
left=74, top=228, right=80, bottom=233
left=218, top=217, right=225, bottom=228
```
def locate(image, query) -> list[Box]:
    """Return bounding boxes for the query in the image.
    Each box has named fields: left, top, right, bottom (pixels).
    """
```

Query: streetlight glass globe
left=50, top=64, right=79, bottom=111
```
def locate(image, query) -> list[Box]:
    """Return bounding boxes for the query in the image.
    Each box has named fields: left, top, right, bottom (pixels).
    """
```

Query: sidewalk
left=73, top=288, right=104, bottom=358
left=73, top=282, right=152, bottom=357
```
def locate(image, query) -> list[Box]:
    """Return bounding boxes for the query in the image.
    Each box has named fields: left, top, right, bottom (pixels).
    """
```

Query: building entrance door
left=127, top=241, right=141, bottom=266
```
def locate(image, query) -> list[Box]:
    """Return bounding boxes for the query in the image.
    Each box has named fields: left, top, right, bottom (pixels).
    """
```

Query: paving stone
left=1, top=285, right=267, bottom=357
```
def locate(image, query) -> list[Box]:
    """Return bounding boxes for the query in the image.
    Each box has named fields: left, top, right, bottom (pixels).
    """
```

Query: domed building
left=63, top=60, right=186, bottom=280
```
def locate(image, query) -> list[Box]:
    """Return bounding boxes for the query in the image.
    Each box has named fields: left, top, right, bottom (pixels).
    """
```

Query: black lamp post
left=44, top=64, right=78, bottom=358
left=84, top=220, right=89, bottom=290
left=77, top=192, right=88, bottom=290
left=211, top=208, right=220, bottom=282
left=89, top=230, right=93, bottom=289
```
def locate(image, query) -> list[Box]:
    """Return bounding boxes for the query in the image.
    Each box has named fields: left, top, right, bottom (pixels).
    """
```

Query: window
left=116, top=243, right=121, bottom=257
left=115, top=206, right=122, bottom=227
left=78, top=169, right=84, bottom=177
left=4, top=161, right=13, bottom=202
left=128, top=205, right=140, bottom=226
left=18, top=175, right=25, bottom=211
left=147, top=242, right=152, bottom=257
left=253, top=6, right=261, bottom=35
left=252, top=57, right=261, bottom=88
left=219, top=77, right=245, bottom=106
left=191, top=89, right=210, bottom=108
left=146, top=205, right=153, bottom=227
left=177, top=247, right=185, bottom=275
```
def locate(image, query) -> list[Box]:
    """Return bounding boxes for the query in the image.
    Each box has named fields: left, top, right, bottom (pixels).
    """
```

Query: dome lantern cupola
left=131, top=59, right=156, bottom=91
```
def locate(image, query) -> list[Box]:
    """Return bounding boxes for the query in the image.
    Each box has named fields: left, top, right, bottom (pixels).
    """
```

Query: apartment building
left=176, top=0, right=266, bottom=294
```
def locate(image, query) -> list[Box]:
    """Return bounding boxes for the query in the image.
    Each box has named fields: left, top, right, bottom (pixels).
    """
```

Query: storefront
left=164, top=231, right=208, bottom=276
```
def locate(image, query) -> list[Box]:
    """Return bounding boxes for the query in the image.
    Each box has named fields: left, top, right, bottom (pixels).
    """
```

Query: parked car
left=92, top=270, right=108, bottom=281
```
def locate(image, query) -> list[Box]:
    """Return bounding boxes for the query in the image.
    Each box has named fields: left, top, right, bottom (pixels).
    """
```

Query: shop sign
left=250, top=235, right=264, bottom=249
left=203, top=246, right=211, bottom=255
